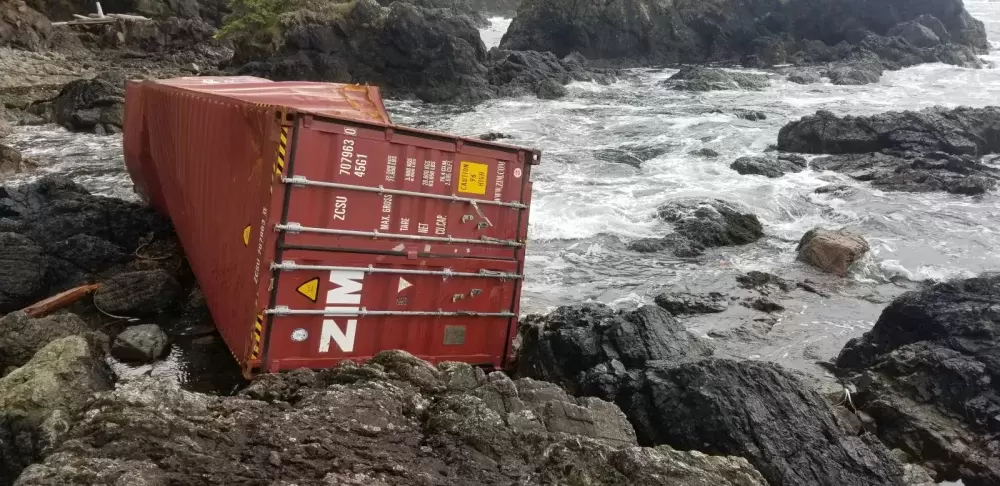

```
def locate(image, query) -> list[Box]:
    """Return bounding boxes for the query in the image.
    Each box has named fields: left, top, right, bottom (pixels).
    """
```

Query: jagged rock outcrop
left=518, top=303, right=907, bottom=486
left=29, top=71, right=126, bottom=134
left=835, top=274, right=1000, bottom=485
left=777, top=107, right=1000, bottom=194
left=0, top=175, right=178, bottom=314
left=0, top=312, right=93, bottom=369
left=628, top=198, right=765, bottom=257
left=797, top=228, right=870, bottom=276
left=499, top=0, right=987, bottom=71
left=654, top=292, right=729, bottom=315
left=238, top=0, right=612, bottom=103
left=663, top=67, right=769, bottom=91
left=0, top=335, right=112, bottom=484
left=15, top=350, right=768, bottom=485
left=731, top=154, right=806, bottom=178
left=0, top=0, right=79, bottom=51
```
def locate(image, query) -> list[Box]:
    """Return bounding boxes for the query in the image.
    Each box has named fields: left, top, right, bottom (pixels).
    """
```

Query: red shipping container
left=123, top=77, right=539, bottom=377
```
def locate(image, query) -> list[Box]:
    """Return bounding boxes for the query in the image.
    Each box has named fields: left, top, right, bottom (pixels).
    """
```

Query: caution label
left=297, top=277, right=319, bottom=303
left=458, top=161, right=488, bottom=195
left=243, top=225, right=252, bottom=247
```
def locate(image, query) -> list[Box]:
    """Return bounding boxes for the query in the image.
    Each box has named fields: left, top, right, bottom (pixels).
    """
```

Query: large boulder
left=835, top=274, right=1000, bottom=485
left=0, top=175, right=176, bottom=313
left=94, top=270, right=182, bottom=316
left=499, top=0, right=988, bottom=67
left=29, top=71, right=126, bottom=135
left=0, top=335, right=112, bottom=484
left=663, top=67, right=769, bottom=91
left=15, top=351, right=768, bottom=485
left=0, top=312, right=92, bottom=369
left=111, top=324, right=170, bottom=362
left=731, top=154, right=806, bottom=178
left=776, top=107, right=1000, bottom=195
left=0, top=0, right=71, bottom=51
left=487, top=49, right=615, bottom=99
left=796, top=228, right=870, bottom=276
left=629, top=199, right=765, bottom=256
left=518, top=304, right=907, bottom=486
left=777, top=107, right=1000, bottom=156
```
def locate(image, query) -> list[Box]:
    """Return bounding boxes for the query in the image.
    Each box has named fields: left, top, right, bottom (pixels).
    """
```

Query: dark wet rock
left=788, top=71, right=822, bottom=84
left=743, top=297, right=785, bottom=313
left=517, top=304, right=715, bottom=394
left=889, top=20, right=941, bottom=48
left=812, top=152, right=1000, bottom=195
left=238, top=1, right=611, bottom=104
left=826, top=60, right=885, bottom=85
left=479, top=131, right=512, bottom=142
left=518, top=305, right=906, bottom=486
left=654, top=291, right=729, bottom=315
left=628, top=199, right=763, bottom=257
left=0, top=335, right=112, bottom=484
left=488, top=49, right=615, bottom=99
left=594, top=145, right=668, bottom=168
left=658, top=199, right=765, bottom=249
left=94, top=270, right=181, bottom=316
left=777, top=106, right=1000, bottom=194
left=736, top=271, right=791, bottom=294
left=797, top=228, right=870, bottom=276
left=691, top=148, right=720, bottom=158
left=835, top=274, right=1000, bottom=485
left=0, top=312, right=92, bottom=369
left=170, top=286, right=214, bottom=336
left=30, top=71, right=126, bottom=134
left=0, top=144, right=38, bottom=179
left=814, top=183, right=855, bottom=195
left=111, top=324, right=169, bottom=363
left=664, top=67, right=769, bottom=91
left=778, top=106, right=1000, bottom=156
left=0, top=233, right=47, bottom=314
left=0, top=176, right=175, bottom=312
left=16, top=350, right=767, bottom=486
left=731, top=154, right=806, bottom=178
left=535, top=78, right=566, bottom=99
left=708, top=318, right=778, bottom=342
left=735, top=110, right=767, bottom=121
left=500, top=0, right=988, bottom=69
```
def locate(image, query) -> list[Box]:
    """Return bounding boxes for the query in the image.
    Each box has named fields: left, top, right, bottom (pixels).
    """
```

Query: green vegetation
left=217, top=0, right=360, bottom=59
left=216, top=0, right=292, bottom=52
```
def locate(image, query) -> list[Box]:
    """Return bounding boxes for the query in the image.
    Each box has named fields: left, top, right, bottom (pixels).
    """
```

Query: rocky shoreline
left=2, top=0, right=1000, bottom=485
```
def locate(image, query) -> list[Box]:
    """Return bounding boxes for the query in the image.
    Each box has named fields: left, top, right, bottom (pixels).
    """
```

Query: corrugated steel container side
left=258, top=114, right=539, bottom=372
left=124, top=81, right=281, bottom=369
left=125, top=78, right=541, bottom=377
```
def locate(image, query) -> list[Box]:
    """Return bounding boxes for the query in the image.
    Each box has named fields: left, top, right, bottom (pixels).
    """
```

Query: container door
left=276, top=116, right=533, bottom=260
left=258, top=250, right=521, bottom=371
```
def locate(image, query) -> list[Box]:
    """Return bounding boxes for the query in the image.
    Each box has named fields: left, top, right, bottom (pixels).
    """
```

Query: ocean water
left=4, top=3, right=999, bottom=379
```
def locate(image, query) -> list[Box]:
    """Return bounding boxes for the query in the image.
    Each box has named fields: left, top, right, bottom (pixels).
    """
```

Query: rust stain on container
left=123, top=76, right=540, bottom=377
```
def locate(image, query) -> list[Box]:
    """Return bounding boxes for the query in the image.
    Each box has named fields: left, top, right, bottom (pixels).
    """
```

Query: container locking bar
left=283, top=176, right=527, bottom=209
left=272, top=261, right=522, bottom=280
left=265, top=306, right=515, bottom=318
left=276, top=223, right=524, bottom=247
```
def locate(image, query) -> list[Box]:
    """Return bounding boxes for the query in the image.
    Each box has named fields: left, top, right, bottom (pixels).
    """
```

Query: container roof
left=151, top=76, right=391, bottom=125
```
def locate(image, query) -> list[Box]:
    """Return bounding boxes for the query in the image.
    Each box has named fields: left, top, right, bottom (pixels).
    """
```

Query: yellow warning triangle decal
left=297, top=278, right=320, bottom=303
left=243, top=225, right=251, bottom=247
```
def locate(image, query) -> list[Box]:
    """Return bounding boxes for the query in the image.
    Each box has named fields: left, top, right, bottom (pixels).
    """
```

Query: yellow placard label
left=242, top=225, right=252, bottom=247
left=297, top=278, right=319, bottom=303
left=458, top=161, right=488, bottom=195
